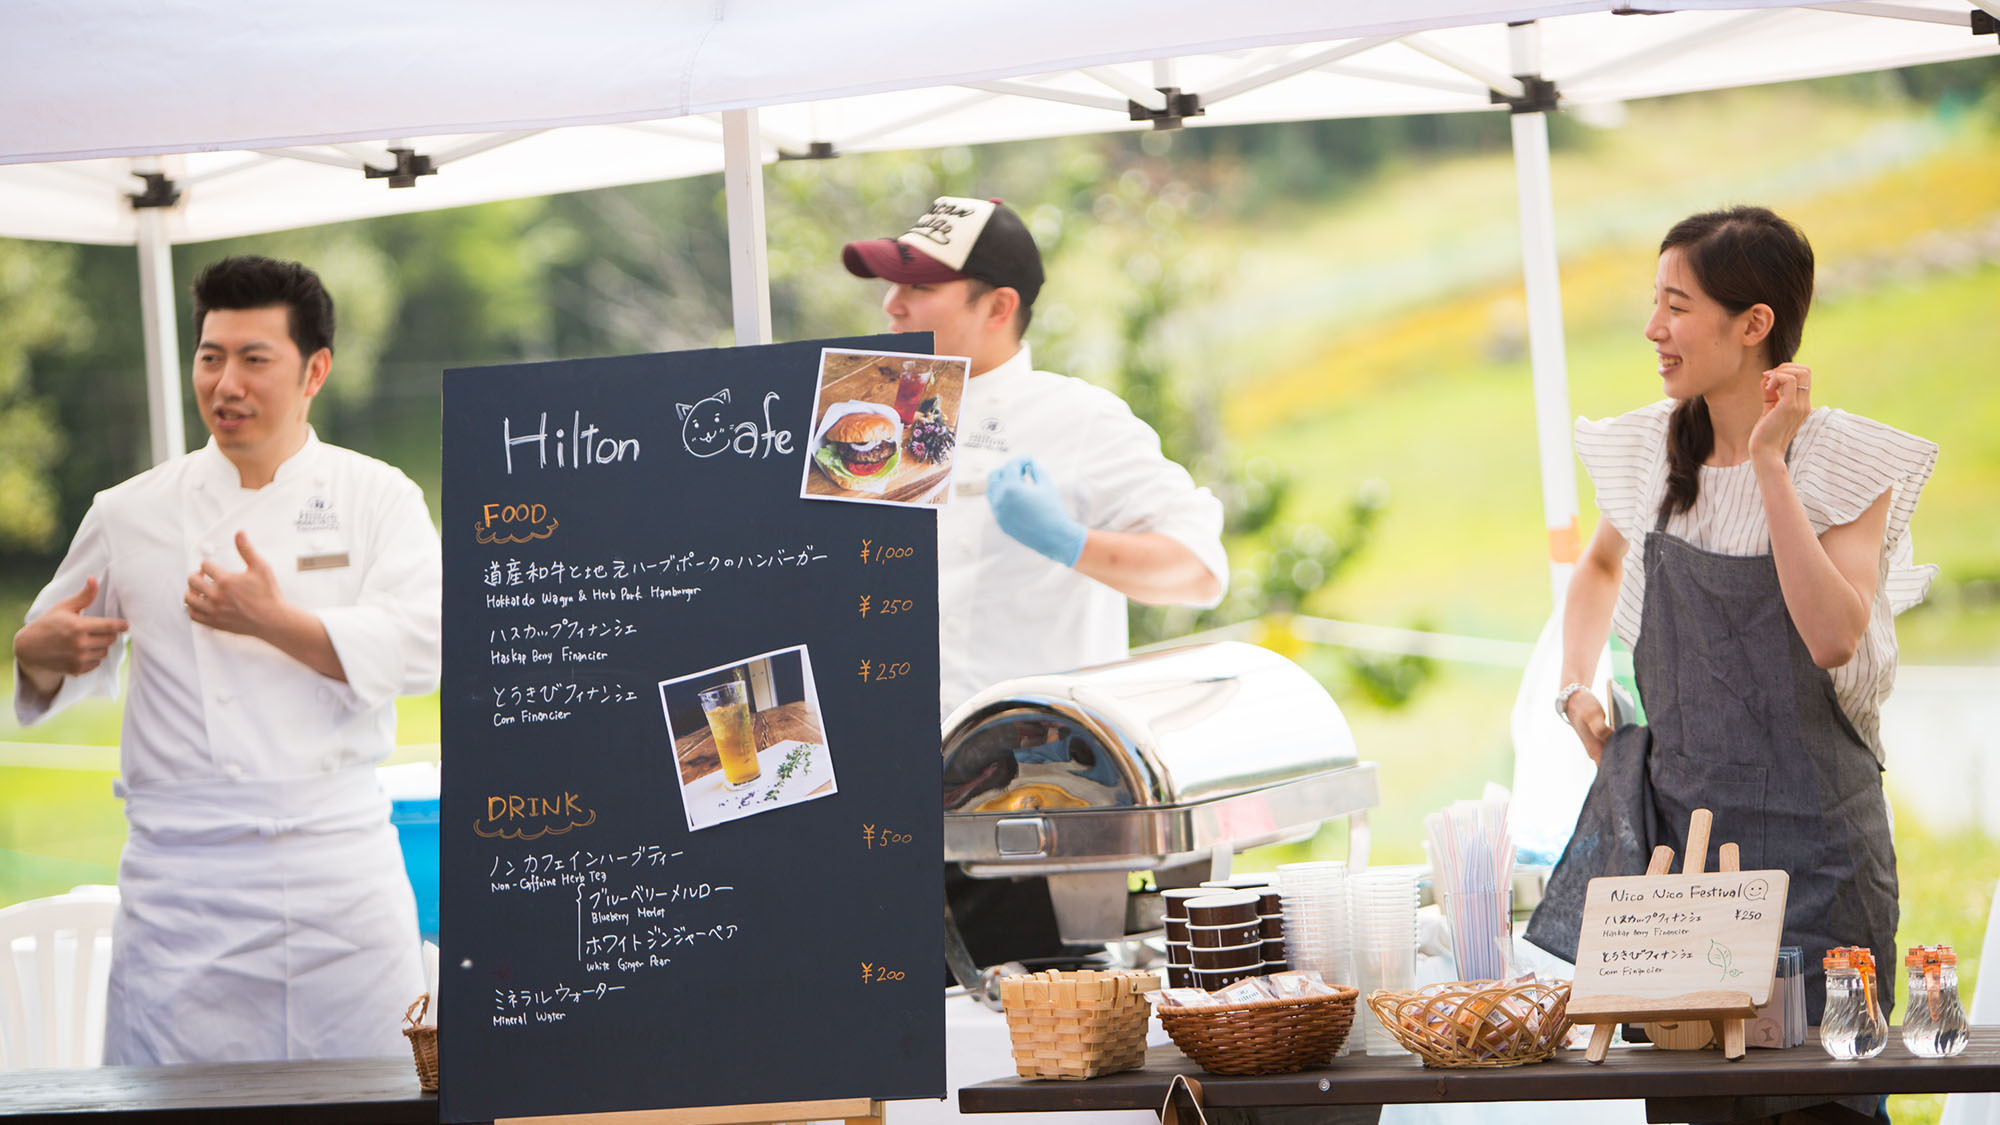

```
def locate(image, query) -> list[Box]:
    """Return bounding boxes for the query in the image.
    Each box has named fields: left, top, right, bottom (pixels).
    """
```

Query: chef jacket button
left=215, top=691, right=233, bottom=706
left=199, top=541, right=215, bottom=557
left=321, top=755, right=338, bottom=772
left=222, top=762, right=244, bottom=780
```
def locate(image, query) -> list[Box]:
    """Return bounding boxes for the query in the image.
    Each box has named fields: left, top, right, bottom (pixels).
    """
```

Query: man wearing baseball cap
left=843, top=196, right=1227, bottom=720
left=847, top=195, right=1228, bottom=975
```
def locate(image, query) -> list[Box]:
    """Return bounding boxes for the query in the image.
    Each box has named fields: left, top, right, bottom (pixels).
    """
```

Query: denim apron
left=1528, top=502, right=1899, bottom=1025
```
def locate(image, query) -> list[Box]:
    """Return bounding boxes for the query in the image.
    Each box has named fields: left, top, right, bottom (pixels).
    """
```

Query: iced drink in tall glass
left=893, top=361, right=930, bottom=424
left=698, top=680, right=761, bottom=789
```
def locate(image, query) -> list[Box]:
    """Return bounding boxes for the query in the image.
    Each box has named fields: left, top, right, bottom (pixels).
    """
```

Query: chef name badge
left=298, top=551, right=351, bottom=572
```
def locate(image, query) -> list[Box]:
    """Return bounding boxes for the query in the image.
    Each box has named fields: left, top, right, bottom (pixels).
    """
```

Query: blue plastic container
left=390, top=796, right=440, bottom=941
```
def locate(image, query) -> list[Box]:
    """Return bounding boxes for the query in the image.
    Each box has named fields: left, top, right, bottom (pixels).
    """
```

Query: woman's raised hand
left=1751, top=362, right=1813, bottom=464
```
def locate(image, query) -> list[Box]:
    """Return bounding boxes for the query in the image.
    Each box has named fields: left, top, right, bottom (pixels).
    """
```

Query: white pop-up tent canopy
left=2, top=0, right=1994, bottom=596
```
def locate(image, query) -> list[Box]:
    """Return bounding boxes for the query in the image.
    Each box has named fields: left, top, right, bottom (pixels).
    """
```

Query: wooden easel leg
left=1646, top=846, right=1676, bottom=877
left=1721, top=1018, right=1745, bottom=1060
left=1585, top=1023, right=1615, bottom=1063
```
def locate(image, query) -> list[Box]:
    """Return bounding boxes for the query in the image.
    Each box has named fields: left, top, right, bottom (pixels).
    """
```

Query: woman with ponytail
left=1525, top=208, right=1938, bottom=1035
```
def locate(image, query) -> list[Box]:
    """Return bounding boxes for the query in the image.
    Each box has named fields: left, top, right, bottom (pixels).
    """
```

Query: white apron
left=104, top=767, right=422, bottom=1064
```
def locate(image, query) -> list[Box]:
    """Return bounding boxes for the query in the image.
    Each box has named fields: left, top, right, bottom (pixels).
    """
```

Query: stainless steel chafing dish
left=941, top=641, right=1378, bottom=948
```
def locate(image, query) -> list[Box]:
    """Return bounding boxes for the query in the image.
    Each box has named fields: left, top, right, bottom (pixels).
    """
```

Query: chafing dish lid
left=942, top=642, right=1358, bottom=813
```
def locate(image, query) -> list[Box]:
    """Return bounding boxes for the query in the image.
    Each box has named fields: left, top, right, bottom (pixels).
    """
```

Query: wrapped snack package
left=1148, top=987, right=1225, bottom=1009
left=1216, top=977, right=1278, bottom=1005
left=1268, top=970, right=1337, bottom=999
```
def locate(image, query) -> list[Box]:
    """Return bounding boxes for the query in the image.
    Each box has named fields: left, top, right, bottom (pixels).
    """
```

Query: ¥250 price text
left=856, top=659, right=912, bottom=682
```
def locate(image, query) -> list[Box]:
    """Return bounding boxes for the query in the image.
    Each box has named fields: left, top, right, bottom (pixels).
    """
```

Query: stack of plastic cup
left=1275, top=861, right=1351, bottom=986
left=1350, top=868, right=1419, bottom=1056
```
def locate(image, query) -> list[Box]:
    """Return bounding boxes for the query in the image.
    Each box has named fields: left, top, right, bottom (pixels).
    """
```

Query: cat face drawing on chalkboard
left=677, top=389, right=732, bottom=457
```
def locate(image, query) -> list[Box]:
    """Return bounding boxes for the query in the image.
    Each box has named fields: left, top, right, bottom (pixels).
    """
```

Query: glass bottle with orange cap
left=1821, top=946, right=1888, bottom=1060
left=1902, top=945, right=1970, bottom=1058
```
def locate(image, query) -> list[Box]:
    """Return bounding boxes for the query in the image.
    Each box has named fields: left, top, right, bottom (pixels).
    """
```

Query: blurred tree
left=0, top=240, right=85, bottom=551
left=1090, top=151, right=1437, bottom=705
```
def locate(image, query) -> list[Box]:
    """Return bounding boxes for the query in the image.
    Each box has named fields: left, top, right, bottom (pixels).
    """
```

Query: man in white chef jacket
left=843, top=197, right=1228, bottom=723
left=844, top=198, right=1228, bottom=969
left=11, top=256, right=439, bottom=1064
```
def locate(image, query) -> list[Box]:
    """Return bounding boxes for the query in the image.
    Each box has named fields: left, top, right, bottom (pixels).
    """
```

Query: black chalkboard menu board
left=439, top=335, right=944, bottom=1123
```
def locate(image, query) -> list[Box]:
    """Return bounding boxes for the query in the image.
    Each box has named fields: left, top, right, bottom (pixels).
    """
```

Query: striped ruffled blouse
left=1575, top=400, right=1938, bottom=763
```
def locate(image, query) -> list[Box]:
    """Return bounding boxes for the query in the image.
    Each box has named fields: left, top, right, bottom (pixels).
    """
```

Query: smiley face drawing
left=677, top=388, right=732, bottom=457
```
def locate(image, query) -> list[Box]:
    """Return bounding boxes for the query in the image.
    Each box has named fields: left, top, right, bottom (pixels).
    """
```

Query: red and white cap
left=842, top=196, right=1044, bottom=307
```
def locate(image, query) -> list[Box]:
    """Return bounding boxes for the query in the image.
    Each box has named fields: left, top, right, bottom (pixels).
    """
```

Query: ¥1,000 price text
left=859, top=539, right=916, bottom=565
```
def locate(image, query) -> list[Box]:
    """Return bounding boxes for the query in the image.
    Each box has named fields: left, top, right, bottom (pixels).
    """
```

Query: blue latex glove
left=986, top=455, right=1087, bottom=567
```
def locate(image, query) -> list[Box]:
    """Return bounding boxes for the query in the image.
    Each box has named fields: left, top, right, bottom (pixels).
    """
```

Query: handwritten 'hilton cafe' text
left=505, top=411, right=641, bottom=473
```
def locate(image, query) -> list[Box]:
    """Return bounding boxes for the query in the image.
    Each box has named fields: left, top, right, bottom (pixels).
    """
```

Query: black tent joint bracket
left=1128, top=87, right=1204, bottom=131
left=364, top=148, right=437, bottom=189
left=1491, top=75, right=1560, bottom=115
left=128, top=171, right=181, bottom=210
left=776, top=141, right=839, bottom=161
left=1974, top=9, right=1997, bottom=39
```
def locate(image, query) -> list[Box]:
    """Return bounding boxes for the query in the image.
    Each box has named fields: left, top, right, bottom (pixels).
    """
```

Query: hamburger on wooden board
left=814, top=409, right=902, bottom=492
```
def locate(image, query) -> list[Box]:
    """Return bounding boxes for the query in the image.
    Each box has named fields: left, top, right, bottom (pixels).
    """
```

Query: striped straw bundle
left=1425, top=786, right=1514, bottom=983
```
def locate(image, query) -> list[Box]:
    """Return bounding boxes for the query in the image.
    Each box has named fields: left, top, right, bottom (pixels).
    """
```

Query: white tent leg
left=135, top=205, right=185, bottom=465
left=721, top=108, right=772, bottom=347
left=1507, top=24, right=1579, bottom=606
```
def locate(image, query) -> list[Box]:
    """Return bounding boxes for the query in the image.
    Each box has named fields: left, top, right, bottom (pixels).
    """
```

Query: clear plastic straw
left=1426, top=788, right=1514, bottom=982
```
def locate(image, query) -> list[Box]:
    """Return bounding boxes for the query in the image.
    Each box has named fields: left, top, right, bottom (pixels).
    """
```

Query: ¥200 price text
left=859, top=962, right=907, bottom=983
left=856, top=659, right=912, bottom=682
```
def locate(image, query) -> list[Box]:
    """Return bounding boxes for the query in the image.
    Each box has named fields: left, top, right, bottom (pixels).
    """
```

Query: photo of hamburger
left=813, top=407, right=903, bottom=493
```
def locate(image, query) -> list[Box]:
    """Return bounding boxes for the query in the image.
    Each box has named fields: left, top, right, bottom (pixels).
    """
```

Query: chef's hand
left=187, top=531, right=292, bottom=638
left=987, top=455, right=1087, bottom=567
left=12, top=577, right=129, bottom=693
left=1749, top=362, right=1813, bottom=466
left=1564, top=691, right=1613, bottom=765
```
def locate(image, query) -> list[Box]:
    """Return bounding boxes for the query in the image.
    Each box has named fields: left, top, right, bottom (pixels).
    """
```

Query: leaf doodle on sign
left=1707, top=939, right=1742, bottom=982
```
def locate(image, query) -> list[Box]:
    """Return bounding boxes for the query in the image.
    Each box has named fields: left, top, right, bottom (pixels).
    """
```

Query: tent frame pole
left=722, top=108, right=773, bottom=347
left=135, top=201, right=185, bottom=466
left=1506, top=22, right=1580, bottom=606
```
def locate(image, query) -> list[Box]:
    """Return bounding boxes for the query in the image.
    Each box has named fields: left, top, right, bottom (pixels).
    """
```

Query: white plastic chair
left=1939, top=876, right=2000, bottom=1125
left=0, top=888, right=118, bottom=1069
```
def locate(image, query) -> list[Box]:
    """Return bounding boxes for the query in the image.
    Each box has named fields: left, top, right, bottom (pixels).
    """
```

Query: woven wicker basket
left=1155, top=985, right=1358, bottom=1075
left=998, top=969, right=1155, bottom=1080
left=1366, top=979, right=1572, bottom=1068
left=403, top=994, right=439, bottom=1092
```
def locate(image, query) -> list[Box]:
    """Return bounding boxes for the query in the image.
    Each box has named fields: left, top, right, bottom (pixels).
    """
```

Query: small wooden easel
left=1571, top=809, right=1764, bottom=1064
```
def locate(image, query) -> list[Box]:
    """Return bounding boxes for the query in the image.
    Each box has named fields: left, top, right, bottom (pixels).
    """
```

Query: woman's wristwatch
left=1553, top=681, right=1592, bottom=722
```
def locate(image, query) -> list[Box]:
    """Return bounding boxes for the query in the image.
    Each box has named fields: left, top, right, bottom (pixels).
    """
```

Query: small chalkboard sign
left=1566, top=809, right=1789, bottom=1062
left=1570, top=868, right=1788, bottom=1012
left=438, top=335, right=945, bottom=1122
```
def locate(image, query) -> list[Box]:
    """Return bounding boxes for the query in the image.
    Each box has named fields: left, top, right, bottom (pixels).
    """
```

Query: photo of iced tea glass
left=697, top=680, right=761, bottom=789
left=893, top=360, right=931, bottom=424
